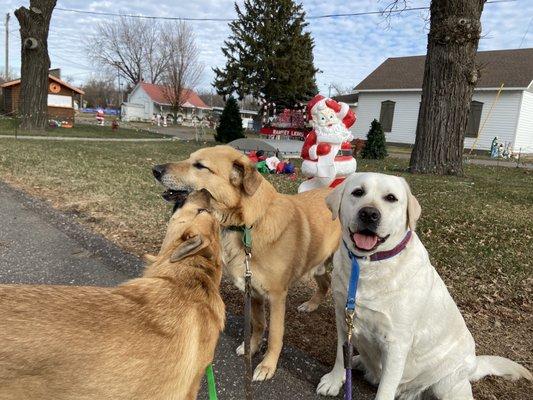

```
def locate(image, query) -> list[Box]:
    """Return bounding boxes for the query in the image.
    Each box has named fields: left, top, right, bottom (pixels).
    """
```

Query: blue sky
left=1, top=0, right=532, bottom=95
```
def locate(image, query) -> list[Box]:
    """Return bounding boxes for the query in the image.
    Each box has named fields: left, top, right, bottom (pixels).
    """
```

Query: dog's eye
left=193, top=161, right=208, bottom=170
left=352, top=188, right=364, bottom=197
left=384, top=194, right=398, bottom=202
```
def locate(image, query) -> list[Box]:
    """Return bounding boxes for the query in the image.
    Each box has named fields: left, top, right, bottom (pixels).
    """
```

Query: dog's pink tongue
left=353, top=233, right=378, bottom=250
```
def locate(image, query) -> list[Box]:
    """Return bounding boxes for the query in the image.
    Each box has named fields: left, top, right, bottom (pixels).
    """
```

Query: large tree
left=161, top=21, right=203, bottom=118
left=214, top=0, right=318, bottom=110
left=86, top=17, right=169, bottom=86
left=82, top=75, right=119, bottom=108
left=15, top=0, right=57, bottom=131
left=409, top=0, right=486, bottom=175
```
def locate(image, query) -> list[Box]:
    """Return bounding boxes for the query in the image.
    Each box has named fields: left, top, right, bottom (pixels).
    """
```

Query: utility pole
left=4, top=13, right=9, bottom=79
left=117, top=67, right=121, bottom=104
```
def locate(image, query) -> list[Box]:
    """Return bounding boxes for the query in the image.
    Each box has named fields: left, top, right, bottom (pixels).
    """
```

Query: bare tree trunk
left=15, top=0, right=56, bottom=131
left=409, top=0, right=485, bottom=175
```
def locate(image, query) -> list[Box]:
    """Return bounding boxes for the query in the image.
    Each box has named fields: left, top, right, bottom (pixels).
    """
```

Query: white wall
left=514, top=91, right=533, bottom=154
left=352, top=91, right=421, bottom=145
left=465, top=91, right=522, bottom=151
left=352, top=90, right=523, bottom=150
left=127, top=86, right=153, bottom=120
left=122, top=103, right=145, bottom=121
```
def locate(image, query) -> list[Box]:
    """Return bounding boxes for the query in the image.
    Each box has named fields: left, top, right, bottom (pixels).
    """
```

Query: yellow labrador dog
left=318, top=173, right=532, bottom=399
left=0, top=190, right=225, bottom=400
left=153, top=145, right=341, bottom=380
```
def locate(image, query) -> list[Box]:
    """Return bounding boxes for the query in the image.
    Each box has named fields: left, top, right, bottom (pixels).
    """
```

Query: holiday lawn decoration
left=96, top=108, right=105, bottom=126
left=259, top=103, right=309, bottom=140
left=298, top=95, right=357, bottom=193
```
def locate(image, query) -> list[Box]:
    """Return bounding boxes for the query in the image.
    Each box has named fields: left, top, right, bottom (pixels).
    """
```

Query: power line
left=54, top=1, right=515, bottom=22
left=519, top=16, right=532, bottom=48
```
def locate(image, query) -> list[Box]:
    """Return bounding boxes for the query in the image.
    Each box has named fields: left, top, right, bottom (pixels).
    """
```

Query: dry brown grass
left=0, top=138, right=531, bottom=398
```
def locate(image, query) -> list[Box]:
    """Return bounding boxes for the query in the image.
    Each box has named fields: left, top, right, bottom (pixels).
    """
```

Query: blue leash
left=343, top=241, right=360, bottom=400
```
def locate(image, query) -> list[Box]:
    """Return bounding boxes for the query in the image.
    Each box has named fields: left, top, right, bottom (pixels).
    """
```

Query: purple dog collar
left=355, top=230, right=412, bottom=262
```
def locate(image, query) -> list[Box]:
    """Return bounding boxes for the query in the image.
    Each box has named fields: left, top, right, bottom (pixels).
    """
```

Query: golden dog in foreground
left=153, top=145, right=341, bottom=380
left=0, top=190, right=224, bottom=400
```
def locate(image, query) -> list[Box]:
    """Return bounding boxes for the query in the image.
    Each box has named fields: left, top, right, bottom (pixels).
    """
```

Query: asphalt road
left=0, top=180, right=375, bottom=399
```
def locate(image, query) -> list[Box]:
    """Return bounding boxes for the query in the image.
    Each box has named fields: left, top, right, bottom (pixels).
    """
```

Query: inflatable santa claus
left=298, top=95, right=357, bottom=193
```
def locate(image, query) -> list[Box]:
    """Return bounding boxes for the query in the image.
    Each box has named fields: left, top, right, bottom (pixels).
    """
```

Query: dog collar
left=224, top=225, right=253, bottom=254
left=344, top=230, right=412, bottom=262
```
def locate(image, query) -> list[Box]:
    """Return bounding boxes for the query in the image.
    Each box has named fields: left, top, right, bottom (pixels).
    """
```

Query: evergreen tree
left=214, top=0, right=318, bottom=109
left=215, top=97, right=245, bottom=143
left=361, top=119, right=388, bottom=159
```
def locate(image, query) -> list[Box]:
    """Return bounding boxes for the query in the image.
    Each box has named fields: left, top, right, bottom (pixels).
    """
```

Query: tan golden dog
left=152, top=145, right=341, bottom=381
left=0, top=190, right=224, bottom=400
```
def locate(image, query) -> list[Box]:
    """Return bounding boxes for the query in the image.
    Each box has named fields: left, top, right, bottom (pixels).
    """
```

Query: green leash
left=206, top=364, right=218, bottom=400
left=204, top=227, right=252, bottom=400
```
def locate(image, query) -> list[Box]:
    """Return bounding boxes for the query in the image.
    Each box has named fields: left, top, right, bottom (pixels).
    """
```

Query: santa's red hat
left=306, top=95, right=326, bottom=120
left=306, top=95, right=355, bottom=129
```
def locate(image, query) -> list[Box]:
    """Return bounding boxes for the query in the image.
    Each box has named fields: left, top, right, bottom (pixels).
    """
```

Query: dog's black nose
left=358, top=207, right=381, bottom=225
left=152, top=164, right=166, bottom=181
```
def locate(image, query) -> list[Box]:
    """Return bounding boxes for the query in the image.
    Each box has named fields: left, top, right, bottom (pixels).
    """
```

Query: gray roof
left=332, top=93, right=359, bottom=104
left=355, top=48, right=533, bottom=91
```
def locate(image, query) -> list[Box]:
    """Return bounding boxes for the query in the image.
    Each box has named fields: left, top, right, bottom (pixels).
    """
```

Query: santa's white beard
left=313, top=123, right=353, bottom=144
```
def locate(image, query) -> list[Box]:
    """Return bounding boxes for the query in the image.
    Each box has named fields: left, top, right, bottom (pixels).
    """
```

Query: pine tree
left=361, top=119, right=388, bottom=159
left=215, top=97, right=245, bottom=143
left=214, top=0, right=318, bottom=109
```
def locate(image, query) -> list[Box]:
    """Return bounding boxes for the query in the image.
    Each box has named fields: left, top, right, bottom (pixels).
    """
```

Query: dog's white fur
left=317, top=173, right=531, bottom=399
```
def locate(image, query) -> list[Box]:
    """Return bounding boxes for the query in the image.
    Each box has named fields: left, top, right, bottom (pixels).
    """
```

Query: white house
left=211, top=106, right=259, bottom=129
left=352, top=48, right=533, bottom=153
left=121, top=82, right=209, bottom=123
left=332, top=93, right=358, bottom=116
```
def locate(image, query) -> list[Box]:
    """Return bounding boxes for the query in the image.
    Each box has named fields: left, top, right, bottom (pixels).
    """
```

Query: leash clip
left=345, top=308, right=355, bottom=339
left=244, top=252, right=252, bottom=279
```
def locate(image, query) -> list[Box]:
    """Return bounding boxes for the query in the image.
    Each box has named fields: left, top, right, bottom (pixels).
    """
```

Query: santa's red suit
left=298, top=95, right=357, bottom=193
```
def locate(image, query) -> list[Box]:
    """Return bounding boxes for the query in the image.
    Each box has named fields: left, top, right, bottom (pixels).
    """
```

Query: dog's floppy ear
left=325, top=181, right=346, bottom=220
left=197, top=188, right=213, bottom=205
left=401, top=178, right=421, bottom=230
left=170, top=230, right=212, bottom=262
left=231, top=159, right=262, bottom=196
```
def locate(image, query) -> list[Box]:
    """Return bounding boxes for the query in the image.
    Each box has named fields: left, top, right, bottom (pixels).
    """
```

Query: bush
left=214, top=96, right=245, bottom=143
left=361, top=119, right=387, bottom=159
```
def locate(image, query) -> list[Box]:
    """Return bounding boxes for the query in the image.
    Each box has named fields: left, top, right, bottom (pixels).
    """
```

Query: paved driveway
left=0, top=181, right=374, bottom=399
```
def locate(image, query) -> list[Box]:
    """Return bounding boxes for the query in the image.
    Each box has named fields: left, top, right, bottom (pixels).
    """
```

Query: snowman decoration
left=298, top=95, right=357, bottom=193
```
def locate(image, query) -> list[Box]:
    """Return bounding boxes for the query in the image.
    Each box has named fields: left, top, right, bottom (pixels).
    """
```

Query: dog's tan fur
left=154, top=145, right=341, bottom=380
left=0, top=191, right=225, bottom=400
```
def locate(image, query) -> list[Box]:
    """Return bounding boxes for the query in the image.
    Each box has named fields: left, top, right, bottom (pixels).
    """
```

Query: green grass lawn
left=0, top=138, right=530, bottom=399
left=0, top=118, right=169, bottom=139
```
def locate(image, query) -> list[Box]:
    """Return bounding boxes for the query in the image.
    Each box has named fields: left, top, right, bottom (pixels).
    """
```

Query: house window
left=379, top=100, right=395, bottom=132
left=47, top=94, right=72, bottom=108
left=465, top=101, right=483, bottom=138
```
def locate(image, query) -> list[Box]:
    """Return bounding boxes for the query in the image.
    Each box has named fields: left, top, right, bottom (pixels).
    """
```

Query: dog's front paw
left=252, top=361, right=276, bottom=381
left=236, top=341, right=259, bottom=356
left=297, top=300, right=319, bottom=313
left=316, top=370, right=345, bottom=396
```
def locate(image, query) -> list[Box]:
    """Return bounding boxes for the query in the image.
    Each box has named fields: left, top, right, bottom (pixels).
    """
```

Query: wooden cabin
left=1, top=71, right=84, bottom=124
